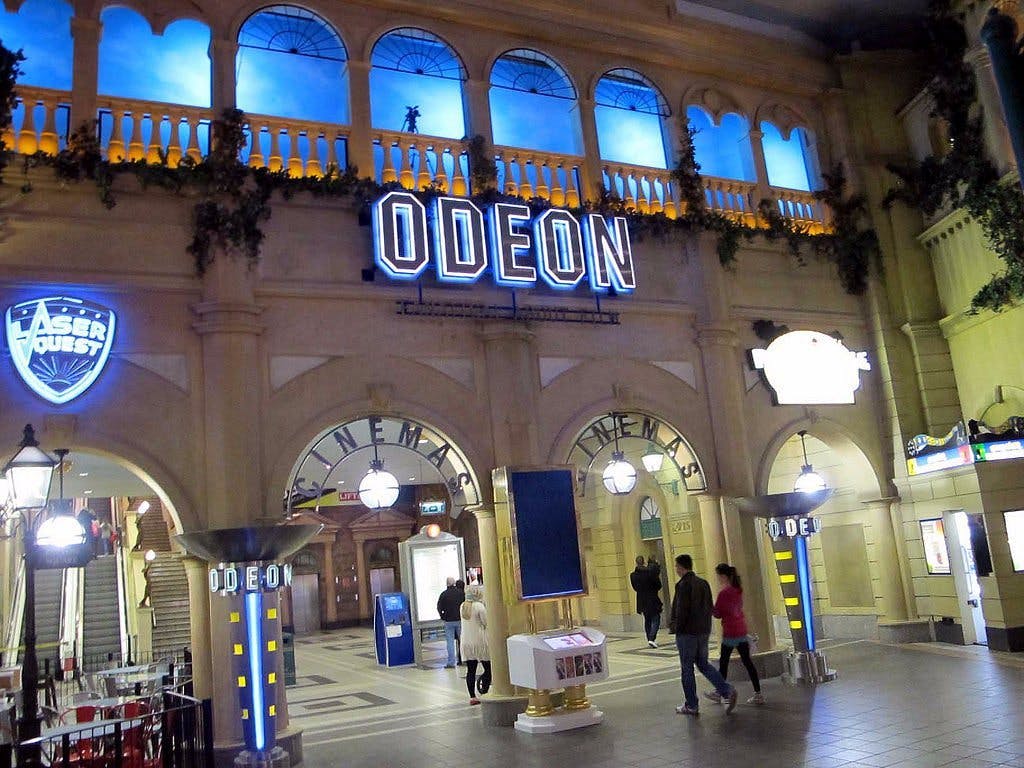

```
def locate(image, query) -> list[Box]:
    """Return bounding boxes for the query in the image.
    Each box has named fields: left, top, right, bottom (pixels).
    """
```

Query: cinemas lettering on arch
left=371, top=191, right=636, bottom=293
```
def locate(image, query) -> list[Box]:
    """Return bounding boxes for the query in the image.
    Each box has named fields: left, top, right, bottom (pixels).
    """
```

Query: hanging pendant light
left=641, top=442, right=664, bottom=473
left=794, top=430, right=827, bottom=493
left=358, top=443, right=401, bottom=510
left=4, top=425, right=58, bottom=511
left=35, top=447, right=86, bottom=548
left=602, top=413, right=637, bottom=495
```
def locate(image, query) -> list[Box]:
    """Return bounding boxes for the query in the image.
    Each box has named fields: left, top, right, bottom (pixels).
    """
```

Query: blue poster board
left=509, top=468, right=585, bottom=600
left=374, top=592, right=414, bottom=666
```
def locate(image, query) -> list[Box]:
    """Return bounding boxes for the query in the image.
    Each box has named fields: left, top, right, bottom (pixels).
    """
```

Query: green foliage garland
left=884, top=0, right=1024, bottom=313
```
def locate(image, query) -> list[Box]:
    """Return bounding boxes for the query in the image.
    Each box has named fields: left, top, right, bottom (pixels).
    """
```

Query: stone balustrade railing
left=769, top=186, right=828, bottom=231
left=244, top=113, right=350, bottom=176
left=495, top=147, right=583, bottom=207
left=374, top=130, right=469, bottom=194
left=703, top=176, right=759, bottom=225
left=3, top=86, right=71, bottom=155
left=96, top=96, right=213, bottom=165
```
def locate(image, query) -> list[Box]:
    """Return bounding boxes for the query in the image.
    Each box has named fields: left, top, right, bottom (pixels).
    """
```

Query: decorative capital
left=191, top=302, right=264, bottom=336
left=696, top=325, right=739, bottom=348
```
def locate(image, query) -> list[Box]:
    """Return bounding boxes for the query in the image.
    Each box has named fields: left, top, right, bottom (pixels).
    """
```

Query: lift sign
left=372, top=191, right=636, bottom=293
left=209, top=563, right=294, bottom=595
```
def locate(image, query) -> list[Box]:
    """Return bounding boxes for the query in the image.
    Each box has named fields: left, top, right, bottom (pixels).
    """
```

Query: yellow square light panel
left=775, top=551, right=793, bottom=561
left=237, top=676, right=247, bottom=688
left=268, top=672, right=277, bottom=684
left=269, top=705, right=277, bottom=717
left=267, top=608, right=278, bottom=620
left=233, top=644, right=244, bottom=656
left=268, top=640, right=278, bottom=652
left=785, top=597, right=799, bottom=606
left=230, top=612, right=240, bottom=623
left=790, top=620, right=803, bottom=629
left=241, top=709, right=249, bottom=720
left=780, top=574, right=796, bottom=583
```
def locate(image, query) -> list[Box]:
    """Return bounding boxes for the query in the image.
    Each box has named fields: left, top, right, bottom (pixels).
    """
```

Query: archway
left=760, top=429, right=902, bottom=645
left=565, top=411, right=708, bottom=634
left=0, top=448, right=192, bottom=681
left=284, top=414, right=481, bottom=627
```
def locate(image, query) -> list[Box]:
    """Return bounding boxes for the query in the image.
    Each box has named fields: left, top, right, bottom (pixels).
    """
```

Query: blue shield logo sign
left=5, top=296, right=116, bottom=404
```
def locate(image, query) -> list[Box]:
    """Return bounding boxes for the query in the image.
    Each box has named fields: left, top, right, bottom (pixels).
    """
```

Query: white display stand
left=507, top=627, right=607, bottom=734
left=397, top=529, right=465, bottom=667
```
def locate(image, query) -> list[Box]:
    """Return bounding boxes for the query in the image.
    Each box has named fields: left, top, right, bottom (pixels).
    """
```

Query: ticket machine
left=374, top=592, right=414, bottom=667
left=507, top=627, right=608, bottom=733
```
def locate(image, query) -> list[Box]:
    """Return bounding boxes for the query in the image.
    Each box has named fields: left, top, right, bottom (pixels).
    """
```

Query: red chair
left=119, top=702, right=152, bottom=768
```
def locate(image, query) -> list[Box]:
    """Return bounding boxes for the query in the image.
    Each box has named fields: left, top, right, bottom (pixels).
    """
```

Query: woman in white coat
left=460, top=586, right=490, bottom=705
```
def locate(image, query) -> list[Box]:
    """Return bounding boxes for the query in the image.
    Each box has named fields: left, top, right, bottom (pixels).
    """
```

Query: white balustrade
left=243, top=115, right=350, bottom=177
left=769, top=186, right=829, bottom=231
left=96, top=97, right=213, bottom=166
left=3, top=86, right=71, bottom=156
left=374, top=131, right=468, bottom=194
left=495, top=147, right=582, bottom=207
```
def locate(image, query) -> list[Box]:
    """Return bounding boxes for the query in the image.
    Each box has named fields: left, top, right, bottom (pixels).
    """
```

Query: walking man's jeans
left=643, top=612, right=661, bottom=642
left=675, top=633, right=732, bottom=709
left=444, top=621, right=461, bottom=667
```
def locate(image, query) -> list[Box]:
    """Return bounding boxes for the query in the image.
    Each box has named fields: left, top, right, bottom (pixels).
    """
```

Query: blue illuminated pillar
left=769, top=526, right=817, bottom=653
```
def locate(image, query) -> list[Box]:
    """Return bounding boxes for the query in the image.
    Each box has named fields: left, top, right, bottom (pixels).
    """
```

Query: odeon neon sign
left=5, top=296, right=116, bottom=405
left=372, top=191, right=636, bottom=293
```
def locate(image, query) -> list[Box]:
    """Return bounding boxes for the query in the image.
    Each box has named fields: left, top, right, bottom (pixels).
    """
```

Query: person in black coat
left=629, top=556, right=663, bottom=647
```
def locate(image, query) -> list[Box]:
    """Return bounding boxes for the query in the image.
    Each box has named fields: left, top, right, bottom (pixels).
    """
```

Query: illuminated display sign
left=1005, top=510, right=1024, bottom=572
left=920, top=518, right=951, bottom=575
left=372, top=192, right=636, bottom=293
left=750, top=330, right=870, bottom=405
left=208, top=562, right=294, bottom=594
left=5, top=295, right=116, bottom=404
left=767, top=515, right=822, bottom=540
left=973, top=439, right=1024, bottom=463
left=907, top=445, right=974, bottom=476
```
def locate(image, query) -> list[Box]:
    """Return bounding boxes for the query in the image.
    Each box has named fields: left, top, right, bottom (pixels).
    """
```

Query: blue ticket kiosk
left=374, top=592, right=414, bottom=666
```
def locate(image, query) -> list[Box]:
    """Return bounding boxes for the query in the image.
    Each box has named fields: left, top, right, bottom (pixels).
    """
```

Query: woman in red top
left=708, top=563, right=764, bottom=705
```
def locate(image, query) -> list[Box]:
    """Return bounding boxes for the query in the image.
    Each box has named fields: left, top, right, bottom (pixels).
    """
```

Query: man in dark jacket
left=437, top=577, right=464, bottom=668
left=629, top=556, right=663, bottom=648
left=669, top=554, right=736, bottom=715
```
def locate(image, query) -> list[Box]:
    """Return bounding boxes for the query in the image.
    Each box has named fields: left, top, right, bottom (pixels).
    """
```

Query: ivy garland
left=884, top=0, right=1024, bottom=313
left=0, top=38, right=879, bottom=293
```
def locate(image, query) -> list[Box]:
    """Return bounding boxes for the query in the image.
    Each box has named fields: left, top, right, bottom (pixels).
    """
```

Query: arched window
left=594, top=69, right=669, bottom=169
left=98, top=8, right=210, bottom=106
left=236, top=5, right=348, bottom=124
left=370, top=27, right=466, bottom=138
left=760, top=121, right=817, bottom=191
left=489, top=49, right=581, bottom=155
left=685, top=106, right=755, bottom=182
left=0, top=0, right=73, bottom=90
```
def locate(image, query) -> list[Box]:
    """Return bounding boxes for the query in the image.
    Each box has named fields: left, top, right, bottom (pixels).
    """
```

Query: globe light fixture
left=4, top=425, right=57, bottom=511
left=145, top=549, right=157, bottom=562
left=794, top=430, right=827, bottom=493
left=35, top=514, right=87, bottom=548
left=641, top=443, right=664, bottom=473
left=137, top=500, right=150, bottom=516
left=358, top=442, right=401, bottom=510
left=603, top=451, right=638, bottom=495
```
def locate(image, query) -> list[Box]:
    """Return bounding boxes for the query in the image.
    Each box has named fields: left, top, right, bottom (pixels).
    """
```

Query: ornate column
left=182, top=556, right=213, bottom=699
left=470, top=505, right=513, bottom=697
left=695, top=492, right=727, bottom=576
left=353, top=536, right=369, bottom=622
left=746, top=127, right=773, bottom=213
left=464, top=79, right=493, bottom=146
left=576, top=97, right=605, bottom=202
left=346, top=60, right=375, bottom=177
left=322, top=541, right=337, bottom=626
left=210, top=38, right=238, bottom=119
left=69, top=17, right=101, bottom=131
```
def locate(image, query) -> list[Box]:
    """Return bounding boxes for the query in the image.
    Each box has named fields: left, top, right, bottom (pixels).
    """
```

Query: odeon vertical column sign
left=767, top=515, right=823, bottom=655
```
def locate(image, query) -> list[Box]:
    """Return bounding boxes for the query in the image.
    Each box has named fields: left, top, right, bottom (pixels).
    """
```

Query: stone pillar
left=576, top=98, right=605, bottom=202
left=192, top=255, right=264, bottom=531
left=353, top=536, right=370, bottom=622
left=696, top=493, right=727, bottom=576
left=346, top=60, right=374, bottom=177
left=322, top=541, right=337, bottom=627
left=464, top=79, right=494, bottom=146
left=471, top=505, right=513, bottom=696
left=70, top=17, right=101, bottom=131
left=695, top=242, right=772, bottom=645
left=888, top=499, right=919, bottom=620
left=862, top=499, right=910, bottom=621
left=182, top=556, right=213, bottom=700
left=746, top=127, right=773, bottom=211
left=966, top=43, right=1017, bottom=175
left=900, top=322, right=961, bottom=437
left=210, top=38, right=238, bottom=119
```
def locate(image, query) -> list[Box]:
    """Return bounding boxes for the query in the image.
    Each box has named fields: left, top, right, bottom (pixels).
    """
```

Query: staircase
left=146, top=554, right=191, bottom=659
left=27, top=568, right=64, bottom=673
left=81, top=556, right=122, bottom=665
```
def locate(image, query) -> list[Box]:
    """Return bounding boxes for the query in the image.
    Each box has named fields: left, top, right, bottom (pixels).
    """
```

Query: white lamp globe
left=358, top=461, right=401, bottom=510
left=36, top=514, right=87, bottom=548
left=641, top=450, right=664, bottom=473
left=794, top=466, right=827, bottom=494
left=602, top=451, right=637, bottom=495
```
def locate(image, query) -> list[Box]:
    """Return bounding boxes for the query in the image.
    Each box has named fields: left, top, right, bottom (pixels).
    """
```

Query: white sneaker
left=747, top=693, right=765, bottom=705
left=703, top=691, right=722, bottom=704
left=647, top=640, right=658, bottom=649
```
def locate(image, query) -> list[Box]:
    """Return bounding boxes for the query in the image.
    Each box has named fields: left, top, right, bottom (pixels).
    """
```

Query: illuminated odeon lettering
left=372, top=192, right=635, bottom=293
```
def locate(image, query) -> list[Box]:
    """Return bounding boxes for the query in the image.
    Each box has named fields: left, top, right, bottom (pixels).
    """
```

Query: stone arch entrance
left=284, top=414, right=482, bottom=626
left=565, top=411, right=711, bottom=633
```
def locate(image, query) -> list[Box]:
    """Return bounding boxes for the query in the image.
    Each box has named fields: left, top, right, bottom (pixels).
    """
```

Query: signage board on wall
left=372, top=192, right=636, bottom=293
left=749, top=330, right=870, bottom=405
left=1005, top=510, right=1024, bottom=572
left=5, top=295, right=116, bottom=404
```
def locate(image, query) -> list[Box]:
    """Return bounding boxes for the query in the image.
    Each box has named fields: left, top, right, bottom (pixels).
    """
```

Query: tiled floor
left=290, top=630, right=1024, bottom=768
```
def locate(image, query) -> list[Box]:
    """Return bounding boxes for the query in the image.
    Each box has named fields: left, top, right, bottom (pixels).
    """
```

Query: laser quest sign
left=5, top=296, right=116, bottom=405
left=372, top=192, right=636, bottom=293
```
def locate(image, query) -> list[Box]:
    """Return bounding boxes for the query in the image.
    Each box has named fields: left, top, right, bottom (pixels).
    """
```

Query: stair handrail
left=59, top=564, right=82, bottom=675
left=115, top=520, right=132, bottom=662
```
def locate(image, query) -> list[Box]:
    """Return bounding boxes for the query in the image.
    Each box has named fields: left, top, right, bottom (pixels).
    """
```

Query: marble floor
left=289, top=629, right=1024, bottom=768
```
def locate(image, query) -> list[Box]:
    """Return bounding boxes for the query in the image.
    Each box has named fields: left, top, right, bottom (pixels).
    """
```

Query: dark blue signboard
left=509, top=468, right=585, bottom=600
